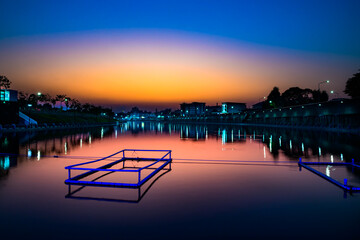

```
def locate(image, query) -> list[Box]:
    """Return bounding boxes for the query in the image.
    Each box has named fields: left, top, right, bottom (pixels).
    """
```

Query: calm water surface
left=0, top=122, right=359, bottom=239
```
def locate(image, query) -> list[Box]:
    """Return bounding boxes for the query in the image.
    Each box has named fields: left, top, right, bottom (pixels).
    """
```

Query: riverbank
left=0, top=122, right=118, bottom=133
left=1, top=110, right=118, bottom=133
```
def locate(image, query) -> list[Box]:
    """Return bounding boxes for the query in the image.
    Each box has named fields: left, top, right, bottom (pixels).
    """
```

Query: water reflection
left=1, top=122, right=359, bottom=176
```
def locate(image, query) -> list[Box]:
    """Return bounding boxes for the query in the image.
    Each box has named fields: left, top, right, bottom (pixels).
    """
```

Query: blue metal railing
left=298, top=158, right=360, bottom=192
left=65, top=149, right=172, bottom=188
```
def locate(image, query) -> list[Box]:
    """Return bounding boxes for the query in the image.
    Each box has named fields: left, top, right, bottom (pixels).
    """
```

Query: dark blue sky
left=1, top=0, right=360, bottom=57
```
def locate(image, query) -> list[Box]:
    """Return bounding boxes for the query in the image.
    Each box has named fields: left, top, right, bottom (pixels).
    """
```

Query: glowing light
left=301, top=143, right=304, bottom=153
left=37, top=150, right=41, bottom=161
left=65, top=142, right=67, bottom=155
left=222, top=129, right=227, bottom=145
left=27, top=149, right=32, bottom=158
left=318, top=147, right=321, bottom=156
left=89, top=136, right=92, bottom=144
left=326, top=165, right=331, bottom=177
left=80, top=138, right=83, bottom=148
left=263, top=146, right=266, bottom=159
left=330, top=155, right=334, bottom=163
left=0, top=156, right=10, bottom=170
left=101, top=127, right=104, bottom=139
left=290, top=140, right=292, bottom=150
left=340, top=153, right=343, bottom=161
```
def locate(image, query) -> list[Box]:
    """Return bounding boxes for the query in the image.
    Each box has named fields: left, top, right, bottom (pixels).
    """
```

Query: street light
left=330, top=90, right=339, bottom=98
left=258, top=96, right=266, bottom=103
left=37, top=92, right=41, bottom=96
left=318, top=80, right=330, bottom=91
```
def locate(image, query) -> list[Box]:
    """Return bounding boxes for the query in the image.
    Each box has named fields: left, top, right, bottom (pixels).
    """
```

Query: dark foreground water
left=0, top=122, right=359, bottom=239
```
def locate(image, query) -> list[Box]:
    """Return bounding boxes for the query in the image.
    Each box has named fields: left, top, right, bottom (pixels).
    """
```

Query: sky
left=0, top=0, right=359, bottom=111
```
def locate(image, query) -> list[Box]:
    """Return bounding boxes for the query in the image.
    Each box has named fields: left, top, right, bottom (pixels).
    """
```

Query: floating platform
left=65, top=149, right=172, bottom=188
left=298, top=158, right=360, bottom=192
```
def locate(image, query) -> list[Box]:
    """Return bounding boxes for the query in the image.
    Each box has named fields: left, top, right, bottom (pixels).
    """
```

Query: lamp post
left=318, top=80, right=330, bottom=91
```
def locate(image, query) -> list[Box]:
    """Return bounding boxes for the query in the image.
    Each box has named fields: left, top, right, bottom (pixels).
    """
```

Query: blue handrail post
left=299, top=157, right=302, bottom=163
left=68, top=169, right=71, bottom=179
left=344, top=178, right=348, bottom=187
left=138, top=170, right=141, bottom=185
left=169, top=150, right=172, bottom=160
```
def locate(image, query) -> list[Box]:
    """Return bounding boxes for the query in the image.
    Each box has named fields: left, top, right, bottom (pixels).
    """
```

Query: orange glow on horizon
left=0, top=30, right=353, bottom=107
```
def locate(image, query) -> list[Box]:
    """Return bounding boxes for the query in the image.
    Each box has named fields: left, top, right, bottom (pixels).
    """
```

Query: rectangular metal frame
left=65, top=149, right=172, bottom=188
left=298, top=158, right=360, bottom=192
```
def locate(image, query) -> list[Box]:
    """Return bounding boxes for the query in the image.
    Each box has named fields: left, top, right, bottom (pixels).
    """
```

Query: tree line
left=17, top=92, right=114, bottom=116
left=0, top=76, right=114, bottom=116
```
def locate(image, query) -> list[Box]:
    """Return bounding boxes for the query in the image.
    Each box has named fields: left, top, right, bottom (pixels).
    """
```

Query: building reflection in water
left=0, top=121, right=359, bottom=175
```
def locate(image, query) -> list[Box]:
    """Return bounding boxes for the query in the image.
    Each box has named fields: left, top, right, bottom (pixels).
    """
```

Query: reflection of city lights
left=101, top=127, right=104, bottom=139
left=263, top=134, right=265, bottom=142
left=37, top=150, right=41, bottom=161
left=290, top=140, right=292, bottom=150
left=65, top=142, right=67, bottom=155
left=301, top=143, right=304, bottom=153
left=269, top=141, right=272, bottom=152
left=0, top=156, right=10, bottom=170
left=326, top=165, right=331, bottom=177
left=28, top=149, right=32, bottom=158
left=231, top=130, right=234, bottom=143
left=115, top=130, right=118, bottom=139
left=89, top=136, right=92, bottom=144
left=279, top=137, right=281, bottom=147
left=263, top=146, right=266, bottom=158
left=330, top=155, right=334, bottom=163
left=80, top=139, right=83, bottom=148
left=318, top=147, right=321, bottom=156
left=222, top=129, right=227, bottom=145
left=340, top=153, right=343, bottom=161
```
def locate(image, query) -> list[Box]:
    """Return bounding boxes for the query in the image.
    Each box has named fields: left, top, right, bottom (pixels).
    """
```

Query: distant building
left=205, top=104, right=221, bottom=115
left=221, top=102, right=246, bottom=114
left=180, top=102, right=205, bottom=116
left=0, top=89, right=17, bottom=103
left=0, top=89, right=19, bottom=124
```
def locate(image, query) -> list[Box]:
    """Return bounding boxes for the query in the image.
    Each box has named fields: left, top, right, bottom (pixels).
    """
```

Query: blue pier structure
left=298, top=158, right=360, bottom=192
left=65, top=149, right=172, bottom=188
left=65, top=169, right=171, bottom=203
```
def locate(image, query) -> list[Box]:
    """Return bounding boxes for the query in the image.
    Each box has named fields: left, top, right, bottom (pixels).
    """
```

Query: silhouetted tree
left=69, top=98, right=81, bottom=111
left=264, top=87, right=281, bottom=108
left=0, top=75, right=11, bottom=89
left=281, top=87, right=313, bottom=106
left=344, top=69, right=360, bottom=98
left=18, top=91, right=29, bottom=108
left=312, top=90, right=328, bottom=102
